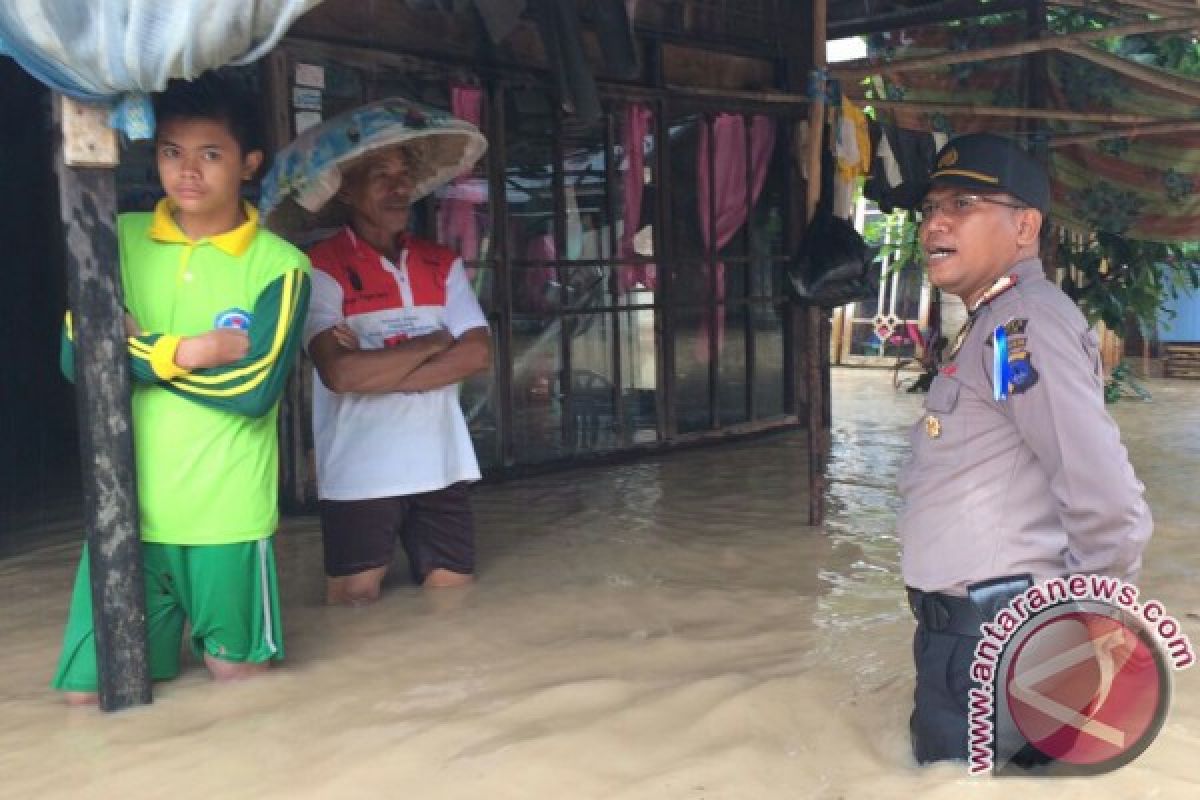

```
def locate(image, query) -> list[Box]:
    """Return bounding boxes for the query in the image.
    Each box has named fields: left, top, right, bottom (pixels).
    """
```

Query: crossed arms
left=308, top=324, right=491, bottom=395
left=61, top=268, right=311, bottom=418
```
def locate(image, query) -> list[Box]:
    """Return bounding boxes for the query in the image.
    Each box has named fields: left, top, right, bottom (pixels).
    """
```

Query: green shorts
left=52, top=538, right=284, bottom=692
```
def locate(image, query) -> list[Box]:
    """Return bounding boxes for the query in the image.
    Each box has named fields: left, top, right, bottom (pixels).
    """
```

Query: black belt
left=907, top=574, right=1034, bottom=638
left=906, top=588, right=984, bottom=637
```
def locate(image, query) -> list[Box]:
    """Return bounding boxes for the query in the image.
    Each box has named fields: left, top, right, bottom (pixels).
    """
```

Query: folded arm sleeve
left=444, top=258, right=489, bottom=338
left=159, top=268, right=312, bottom=417
left=59, top=310, right=183, bottom=384
left=303, top=268, right=345, bottom=347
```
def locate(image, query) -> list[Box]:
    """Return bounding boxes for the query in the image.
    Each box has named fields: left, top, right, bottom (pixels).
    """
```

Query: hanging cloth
left=832, top=97, right=872, bottom=219
left=0, top=0, right=324, bottom=138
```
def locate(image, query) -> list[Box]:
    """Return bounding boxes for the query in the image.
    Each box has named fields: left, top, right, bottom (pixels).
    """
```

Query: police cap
left=922, top=133, right=1050, bottom=213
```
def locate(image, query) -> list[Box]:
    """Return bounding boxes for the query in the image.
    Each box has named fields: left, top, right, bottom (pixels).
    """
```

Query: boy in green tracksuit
left=53, top=73, right=311, bottom=704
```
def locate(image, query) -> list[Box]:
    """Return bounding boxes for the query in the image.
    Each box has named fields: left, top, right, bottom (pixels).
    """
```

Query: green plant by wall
left=1054, top=228, right=1200, bottom=337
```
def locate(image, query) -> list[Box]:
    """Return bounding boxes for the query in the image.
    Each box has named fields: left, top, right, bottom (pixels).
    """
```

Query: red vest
left=308, top=228, right=456, bottom=319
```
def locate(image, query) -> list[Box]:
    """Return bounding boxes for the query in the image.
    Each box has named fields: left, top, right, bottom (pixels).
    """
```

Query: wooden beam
left=831, top=14, right=1200, bottom=79
left=1115, top=0, right=1197, bottom=16
left=53, top=95, right=151, bottom=712
left=260, top=51, right=312, bottom=514
left=828, top=0, right=1027, bottom=38
left=1049, top=119, right=1200, bottom=146
left=1057, top=39, right=1200, bottom=102
left=850, top=97, right=1173, bottom=124
left=1049, top=0, right=1138, bottom=18
left=671, top=84, right=1191, bottom=128
left=665, top=83, right=811, bottom=108
left=827, top=0, right=1149, bottom=37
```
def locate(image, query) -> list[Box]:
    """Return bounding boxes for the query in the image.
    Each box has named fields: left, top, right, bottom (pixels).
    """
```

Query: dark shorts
left=319, top=482, right=475, bottom=582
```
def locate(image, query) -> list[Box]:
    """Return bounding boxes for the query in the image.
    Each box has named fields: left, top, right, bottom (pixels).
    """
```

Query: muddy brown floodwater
left=1, top=368, right=1197, bottom=798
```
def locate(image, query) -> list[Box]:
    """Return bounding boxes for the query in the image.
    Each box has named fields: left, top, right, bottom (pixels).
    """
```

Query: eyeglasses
left=917, top=194, right=1029, bottom=220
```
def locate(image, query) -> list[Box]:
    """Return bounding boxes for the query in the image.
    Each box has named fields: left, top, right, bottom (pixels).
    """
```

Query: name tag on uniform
left=380, top=308, right=439, bottom=340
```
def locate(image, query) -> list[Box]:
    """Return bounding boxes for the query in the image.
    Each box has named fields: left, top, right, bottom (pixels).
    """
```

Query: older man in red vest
left=303, top=143, right=491, bottom=604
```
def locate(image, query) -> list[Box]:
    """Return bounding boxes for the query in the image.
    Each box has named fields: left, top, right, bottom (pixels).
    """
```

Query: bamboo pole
left=1114, top=0, right=1197, bottom=16
left=671, top=84, right=1194, bottom=128
left=845, top=98, right=1172, bottom=124
left=1057, top=39, right=1200, bottom=102
left=831, top=15, right=1200, bottom=79
left=805, top=0, right=827, bottom=528
left=1049, top=0, right=1137, bottom=18
left=1049, top=119, right=1200, bottom=146
left=670, top=83, right=1194, bottom=128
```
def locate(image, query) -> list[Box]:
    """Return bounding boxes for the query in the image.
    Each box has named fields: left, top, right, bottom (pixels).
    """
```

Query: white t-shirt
left=303, top=228, right=488, bottom=500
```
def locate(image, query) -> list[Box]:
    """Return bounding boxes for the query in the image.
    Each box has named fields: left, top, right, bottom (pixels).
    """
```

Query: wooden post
left=261, top=50, right=311, bottom=512
left=805, top=0, right=828, bottom=527
left=54, top=95, right=152, bottom=711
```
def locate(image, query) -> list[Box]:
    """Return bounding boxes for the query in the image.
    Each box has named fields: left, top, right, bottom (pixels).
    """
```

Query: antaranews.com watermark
left=967, top=574, right=1194, bottom=776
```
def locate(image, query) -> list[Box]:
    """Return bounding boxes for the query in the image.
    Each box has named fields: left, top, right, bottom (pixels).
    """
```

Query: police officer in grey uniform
left=898, top=133, right=1153, bottom=764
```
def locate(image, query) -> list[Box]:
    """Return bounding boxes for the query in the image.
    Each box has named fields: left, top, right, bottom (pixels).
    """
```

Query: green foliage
left=863, top=210, right=923, bottom=276
left=1104, top=362, right=1153, bottom=404
left=1055, top=229, right=1200, bottom=335
left=1048, top=8, right=1200, bottom=76
left=854, top=12, right=1200, bottom=344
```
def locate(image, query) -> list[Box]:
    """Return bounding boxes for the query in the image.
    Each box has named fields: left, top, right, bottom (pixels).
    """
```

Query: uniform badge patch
left=214, top=308, right=253, bottom=330
left=1004, top=317, right=1038, bottom=394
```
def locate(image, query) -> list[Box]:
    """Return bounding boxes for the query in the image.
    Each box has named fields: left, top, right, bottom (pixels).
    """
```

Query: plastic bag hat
left=260, top=96, right=488, bottom=239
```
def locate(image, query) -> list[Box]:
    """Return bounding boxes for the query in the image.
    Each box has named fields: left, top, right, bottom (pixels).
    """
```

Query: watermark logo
left=968, top=575, right=1193, bottom=776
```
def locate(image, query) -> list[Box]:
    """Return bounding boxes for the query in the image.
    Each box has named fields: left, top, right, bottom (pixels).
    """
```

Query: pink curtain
left=438, top=85, right=485, bottom=270
left=694, top=114, right=776, bottom=361
left=618, top=103, right=655, bottom=293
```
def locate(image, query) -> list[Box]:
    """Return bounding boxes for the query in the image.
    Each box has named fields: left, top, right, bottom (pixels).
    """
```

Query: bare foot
left=325, top=567, right=386, bottom=606
left=204, top=655, right=270, bottom=682
left=423, top=568, right=474, bottom=589
left=64, top=691, right=98, bottom=707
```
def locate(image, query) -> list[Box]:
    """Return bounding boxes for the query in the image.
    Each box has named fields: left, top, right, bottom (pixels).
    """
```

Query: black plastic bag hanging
left=788, top=140, right=877, bottom=308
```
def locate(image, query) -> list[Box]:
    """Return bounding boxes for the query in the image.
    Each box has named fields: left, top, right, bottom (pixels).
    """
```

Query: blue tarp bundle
left=0, top=0, right=323, bottom=138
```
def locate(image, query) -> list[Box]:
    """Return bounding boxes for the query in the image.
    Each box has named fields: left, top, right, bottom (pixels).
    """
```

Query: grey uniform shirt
left=898, top=258, right=1152, bottom=595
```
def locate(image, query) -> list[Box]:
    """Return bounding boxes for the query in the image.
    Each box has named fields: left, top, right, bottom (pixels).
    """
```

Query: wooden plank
left=661, top=43, right=775, bottom=91
left=1164, top=341, right=1200, bottom=378
left=54, top=95, right=151, bottom=711
left=60, top=96, right=118, bottom=167
left=287, top=0, right=479, bottom=58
